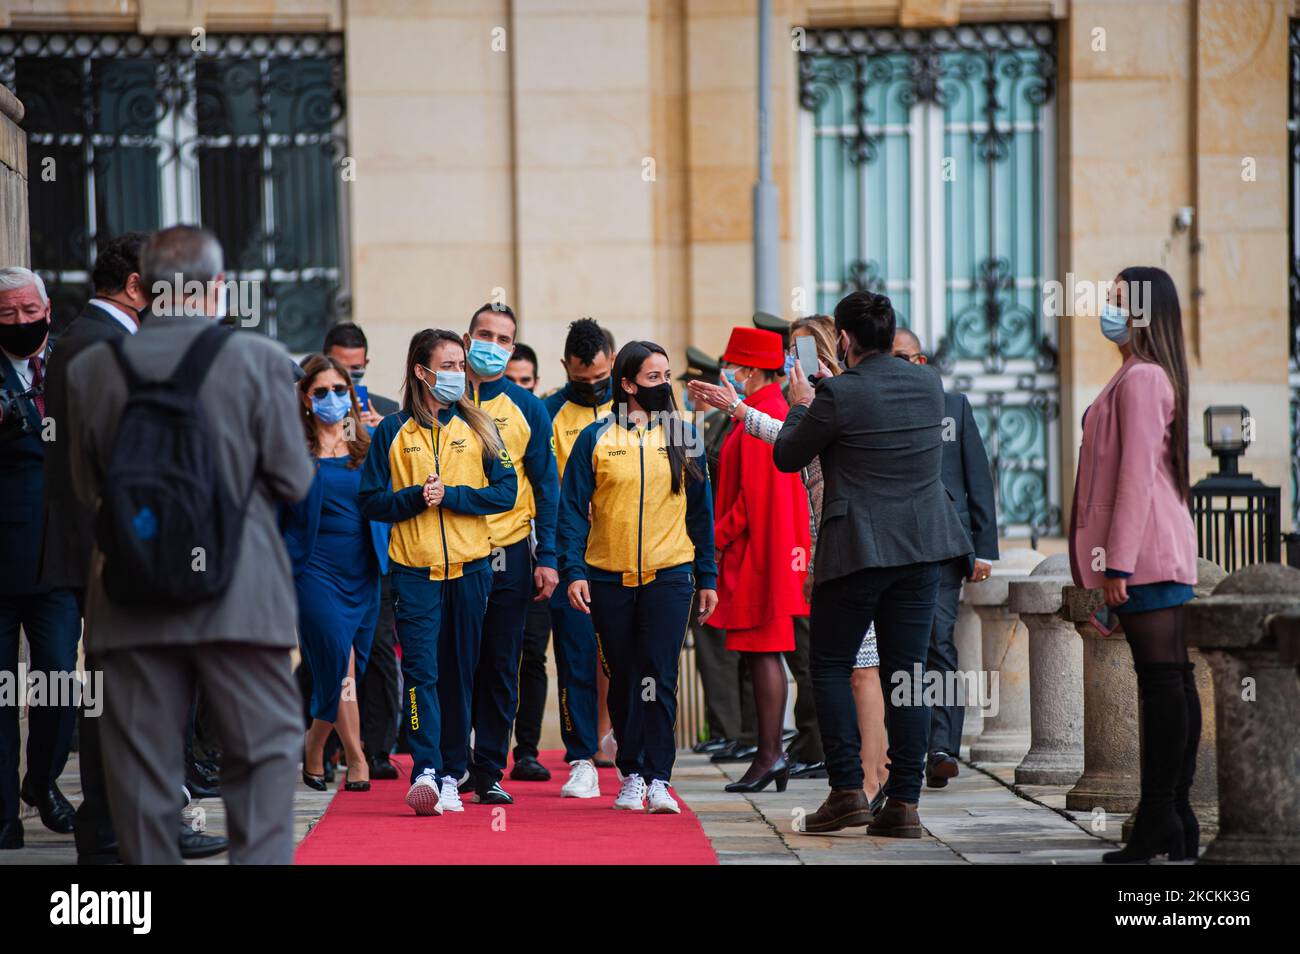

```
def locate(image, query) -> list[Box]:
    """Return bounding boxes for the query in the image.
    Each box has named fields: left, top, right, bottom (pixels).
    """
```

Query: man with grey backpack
left=67, top=225, right=314, bottom=864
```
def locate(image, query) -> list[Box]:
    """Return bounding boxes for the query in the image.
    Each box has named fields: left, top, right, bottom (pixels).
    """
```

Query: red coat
left=710, top=381, right=810, bottom=647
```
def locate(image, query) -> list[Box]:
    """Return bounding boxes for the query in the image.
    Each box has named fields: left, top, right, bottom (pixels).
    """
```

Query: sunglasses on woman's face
left=310, top=384, right=350, bottom=399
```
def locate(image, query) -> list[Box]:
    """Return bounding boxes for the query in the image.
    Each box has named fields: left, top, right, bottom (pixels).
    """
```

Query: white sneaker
left=440, top=775, right=465, bottom=812
left=599, top=730, right=622, bottom=782
left=614, top=773, right=648, bottom=811
left=647, top=779, right=680, bottom=814
left=406, top=770, right=443, bottom=816
left=560, top=759, right=601, bottom=798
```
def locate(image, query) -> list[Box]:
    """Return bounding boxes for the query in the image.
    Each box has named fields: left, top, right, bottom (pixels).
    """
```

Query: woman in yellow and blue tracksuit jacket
left=359, top=329, right=516, bottom=815
left=557, top=341, right=717, bottom=811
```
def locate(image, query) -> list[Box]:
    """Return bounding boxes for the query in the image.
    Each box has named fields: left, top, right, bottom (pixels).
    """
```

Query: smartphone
left=795, top=335, right=819, bottom=377
left=355, top=384, right=369, bottom=409
left=1090, top=603, right=1121, bottom=637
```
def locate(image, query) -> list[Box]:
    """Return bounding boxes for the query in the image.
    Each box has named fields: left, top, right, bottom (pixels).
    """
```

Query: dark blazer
left=0, top=346, right=51, bottom=595
left=366, top=390, right=398, bottom=418
left=941, top=390, right=999, bottom=574
left=39, top=301, right=135, bottom=589
left=773, top=351, right=971, bottom=583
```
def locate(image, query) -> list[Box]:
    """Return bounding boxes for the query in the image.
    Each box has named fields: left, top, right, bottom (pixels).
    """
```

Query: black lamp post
left=1191, top=405, right=1281, bottom=571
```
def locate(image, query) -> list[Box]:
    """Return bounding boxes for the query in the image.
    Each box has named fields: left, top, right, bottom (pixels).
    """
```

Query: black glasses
left=310, top=384, right=350, bottom=399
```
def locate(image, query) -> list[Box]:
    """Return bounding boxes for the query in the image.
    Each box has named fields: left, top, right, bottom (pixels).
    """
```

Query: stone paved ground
left=5, top=749, right=1138, bottom=865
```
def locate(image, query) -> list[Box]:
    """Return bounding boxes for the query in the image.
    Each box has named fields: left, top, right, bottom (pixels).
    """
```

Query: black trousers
left=811, top=562, right=940, bottom=800
left=785, top=614, right=823, bottom=762
left=512, top=598, right=551, bottom=763
left=360, top=572, right=400, bottom=759
left=924, top=559, right=969, bottom=759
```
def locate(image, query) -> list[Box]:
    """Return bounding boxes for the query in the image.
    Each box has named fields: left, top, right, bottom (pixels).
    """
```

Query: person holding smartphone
left=359, top=329, right=517, bottom=816
left=1068, top=267, right=1199, bottom=863
left=557, top=341, right=718, bottom=813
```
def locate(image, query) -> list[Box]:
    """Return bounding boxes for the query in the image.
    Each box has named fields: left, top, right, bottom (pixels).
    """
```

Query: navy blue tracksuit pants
left=390, top=562, right=491, bottom=783
left=548, top=590, right=600, bottom=763
left=470, top=538, right=533, bottom=783
left=589, top=572, right=694, bottom=784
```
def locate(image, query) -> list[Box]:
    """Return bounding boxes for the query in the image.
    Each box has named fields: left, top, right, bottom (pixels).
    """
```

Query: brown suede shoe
left=867, top=797, right=923, bottom=838
left=800, top=788, right=874, bottom=833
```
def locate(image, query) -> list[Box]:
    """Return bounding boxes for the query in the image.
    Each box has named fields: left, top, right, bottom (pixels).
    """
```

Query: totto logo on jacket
left=359, top=408, right=517, bottom=580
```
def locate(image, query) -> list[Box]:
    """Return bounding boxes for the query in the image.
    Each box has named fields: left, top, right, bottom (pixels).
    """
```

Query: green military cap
left=752, top=310, right=792, bottom=349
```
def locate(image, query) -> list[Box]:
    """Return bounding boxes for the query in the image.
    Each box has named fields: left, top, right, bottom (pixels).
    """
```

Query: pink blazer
left=1069, top=356, right=1197, bottom=589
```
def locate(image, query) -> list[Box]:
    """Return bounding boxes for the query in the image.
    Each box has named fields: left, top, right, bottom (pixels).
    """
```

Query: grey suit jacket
left=940, top=390, right=1000, bottom=574
left=67, top=315, right=315, bottom=652
left=773, top=351, right=972, bottom=582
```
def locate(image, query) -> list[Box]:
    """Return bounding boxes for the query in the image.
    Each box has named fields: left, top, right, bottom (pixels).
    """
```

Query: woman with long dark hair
left=1069, top=266, right=1199, bottom=862
left=283, top=354, right=386, bottom=793
left=359, top=329, right=517, bottom=816
left=557, top=341, right=718, bottom=813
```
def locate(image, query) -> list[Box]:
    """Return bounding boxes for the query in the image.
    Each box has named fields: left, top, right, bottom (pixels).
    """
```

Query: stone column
left=966, top=549, right=1044, bottom=764
left=1062, top=585, right=1139, bottom=813
left=0, top=85, right=28, bottom=267
left=1186, top=564, right=1300, bottom=865
left=1009, top=554, right=1082, bottom=785
left=954, top=594, right=982, bottom=748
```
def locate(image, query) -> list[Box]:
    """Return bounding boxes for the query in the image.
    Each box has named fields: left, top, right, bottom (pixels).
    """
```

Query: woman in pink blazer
left=1069, top=265, right=1199, bottom=863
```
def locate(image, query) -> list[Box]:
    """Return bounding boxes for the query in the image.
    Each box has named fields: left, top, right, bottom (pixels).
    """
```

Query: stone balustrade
left=954, top=597, right=983, bottom=748
left=1007, top=554, right=1081, bottom=785
left=1185, top=563, right=1300, bottom=864
left=1061, top=585, right=1139, bottom=813
left=965, top=549, right=1045, bottom=764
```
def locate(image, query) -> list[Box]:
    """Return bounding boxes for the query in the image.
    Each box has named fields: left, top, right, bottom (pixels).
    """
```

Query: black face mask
left=0, top=317, right=50, bottom=359
left=632, top=382, right=674, bottom=414
left=570, top=376, right=611, bottom=406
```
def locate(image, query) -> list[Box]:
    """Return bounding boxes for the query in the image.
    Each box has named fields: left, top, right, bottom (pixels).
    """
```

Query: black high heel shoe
left=302, top=768, right=328, bottom=792
left=867, top=786, right=886, bottom=815
left=724, top=756, right=789, bottom=793
left=344, top=771, right=371, bottom=793
left=1103, top=807, right=1185, bottom=863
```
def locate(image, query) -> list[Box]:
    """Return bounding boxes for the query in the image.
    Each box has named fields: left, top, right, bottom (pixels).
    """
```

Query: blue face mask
left=1100, top=302, right=1130, bottom=345
left=311, top=391, right=351, bottom=425
left=425, top=368, right=466, bottom=405
left=783, top=352, right=796, bottom=377
left=723, top=368, right=743, bottom=392
left=467, top=339, right=512, bottom=377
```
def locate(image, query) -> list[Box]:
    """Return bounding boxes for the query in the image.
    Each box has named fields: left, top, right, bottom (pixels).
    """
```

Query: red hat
left=722, top=327, right=784, bottom=371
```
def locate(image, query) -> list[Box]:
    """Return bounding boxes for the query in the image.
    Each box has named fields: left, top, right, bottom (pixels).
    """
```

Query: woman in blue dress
left=283, top=354, right=390, bottom=792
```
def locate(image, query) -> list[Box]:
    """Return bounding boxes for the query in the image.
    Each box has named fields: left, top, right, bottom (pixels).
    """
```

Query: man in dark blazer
left=323, top=321, right=401, bottom=781
left=892, top=328, right=999, bottom=787
left=0, top=267, right=81, bottom=850
left=67, top=226, right=314, bottom=863
left=774, top=290, right=971, bottom=837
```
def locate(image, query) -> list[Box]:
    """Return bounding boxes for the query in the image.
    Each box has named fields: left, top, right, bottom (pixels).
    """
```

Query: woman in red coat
left=710, top=327, right=811, bottom=792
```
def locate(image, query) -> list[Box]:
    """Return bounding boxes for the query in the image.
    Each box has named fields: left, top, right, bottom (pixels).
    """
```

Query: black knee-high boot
left=1104, top=663, right=1188, bottom=863
left=1173, top=662, right=1201, bottom=857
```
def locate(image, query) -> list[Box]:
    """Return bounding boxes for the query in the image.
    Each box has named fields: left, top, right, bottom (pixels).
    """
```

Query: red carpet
left=294, top=751, right=718, bottom=865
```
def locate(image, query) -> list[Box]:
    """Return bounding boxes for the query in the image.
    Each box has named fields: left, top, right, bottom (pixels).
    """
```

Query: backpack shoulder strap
left=169, top=324, right=234, bottom=396
left=106, top=336, right=144, bottom=392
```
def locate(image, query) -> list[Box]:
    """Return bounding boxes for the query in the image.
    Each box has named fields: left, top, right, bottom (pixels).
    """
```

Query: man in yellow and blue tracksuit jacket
left=359, top=405, right=516, bottom=786
left=542, top=380, right=612, bottom=765
left=465, top=373, right=559, bottom=797
left=556, top=414, right=717, bottom=784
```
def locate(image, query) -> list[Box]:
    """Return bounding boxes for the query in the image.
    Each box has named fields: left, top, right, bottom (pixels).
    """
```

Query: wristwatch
left=725, top=397, right=743, bottom=416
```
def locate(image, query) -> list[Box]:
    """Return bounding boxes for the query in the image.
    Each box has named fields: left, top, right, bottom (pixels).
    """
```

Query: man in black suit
left=891, top=329, right=999, bottom=788
left=39, top=234, right=227, bottom=862
left=0, top=267, right=81, bottom=850
left=323, top=322, right=400, bottom=780
left=774, top=291, right=971, bottom=837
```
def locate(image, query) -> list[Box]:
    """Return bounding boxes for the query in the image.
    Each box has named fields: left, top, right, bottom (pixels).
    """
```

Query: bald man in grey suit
left=67, top=226, right=314, bottom=864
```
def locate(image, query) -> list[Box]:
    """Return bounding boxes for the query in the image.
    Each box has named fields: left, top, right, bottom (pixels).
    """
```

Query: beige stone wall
left=0, top=85, right=28, bottom=268
left=5, top=0, right=1295, bottom=526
